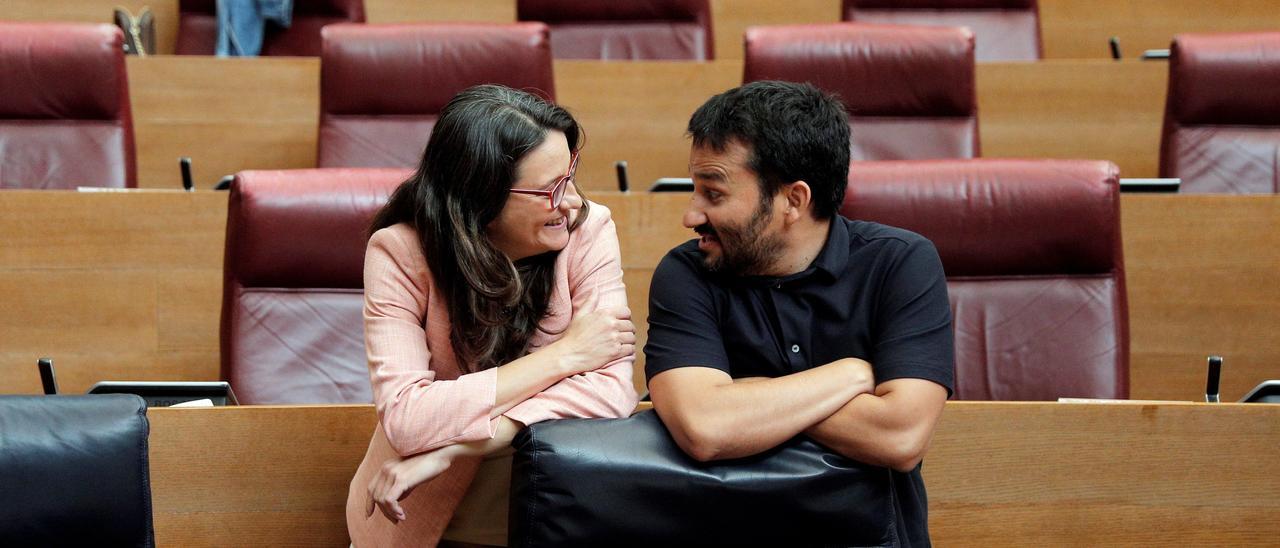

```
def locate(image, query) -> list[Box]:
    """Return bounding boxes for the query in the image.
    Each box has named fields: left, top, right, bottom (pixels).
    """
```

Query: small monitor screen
left=1240, top=380, right=1280, bottom=404
left=87, top=381, right=238, bottom=407
left=650, top=178, right=694, bottom=192
left=1119, top=178, right=1180, bottom=193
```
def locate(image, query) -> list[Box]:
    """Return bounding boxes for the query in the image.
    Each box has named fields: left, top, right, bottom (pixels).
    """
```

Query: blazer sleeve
left=503, top=204, right=640, bottom=426
left=364, top=227, right=499, bottom=456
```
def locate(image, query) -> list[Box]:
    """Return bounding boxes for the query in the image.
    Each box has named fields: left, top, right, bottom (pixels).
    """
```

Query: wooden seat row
left=125, top=57, right=1170, bottom=193
left=145, top=402, right=1280, bottom=546
left=13, top=0, right=1280, bottom=60
left=2, top=190, right=1277, bottom=401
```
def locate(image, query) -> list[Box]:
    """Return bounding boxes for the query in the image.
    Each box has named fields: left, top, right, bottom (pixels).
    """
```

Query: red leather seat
left=1160, top=32, right=1280, bottom=194
left=517, top=0, right=713, bottom=60
left=842, top=159, right=1129, bottom=400
left=221, top=168, right=409, bottom=404
left=0, top=23, right=135, bottom=189
left=318, top=23, right=555, bottom=168
left=745, top=23, right=978, bottom=161
left=843, top=0, right=1040, bottom=61
left=176, top=0, right=365, bottom=56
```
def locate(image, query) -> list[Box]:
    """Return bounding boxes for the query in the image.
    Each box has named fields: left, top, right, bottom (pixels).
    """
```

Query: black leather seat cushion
left=0, top=394, right=154, bottom=547
left=509, top=410, right=896, bottom=547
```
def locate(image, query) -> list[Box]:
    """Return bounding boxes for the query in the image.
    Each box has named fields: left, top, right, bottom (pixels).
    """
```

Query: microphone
left=615, top=161, right=630, bottom=192
left=180, top=157, right=194, bottom=191
left=38, top=358, right=58, bottom=395
left=1205, top=355, right=1222, bottom=403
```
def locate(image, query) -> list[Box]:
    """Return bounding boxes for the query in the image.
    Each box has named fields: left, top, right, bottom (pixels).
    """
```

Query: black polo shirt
left=644, top=216, right=954, bottom=548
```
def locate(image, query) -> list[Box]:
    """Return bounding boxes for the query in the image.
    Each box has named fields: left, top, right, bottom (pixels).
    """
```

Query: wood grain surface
left=3, top=192, right=1278, bottom=401
left=148, top=404, right=376, bottom=546
left=145, top=402, right=1280, bottom=546
left=126, top=56, right=320, bottom=191
left=120, top=57, right=1170, bottom=191
left=926, top=401, right=1280, bottom=546
left=364, top=0, right=515, bottom=24
left=0, top=191, right=226, bottom=395
left=709, top=0, right=842, bottom=60
left=976, top=60, right=1167, bottom=180
left=12, top=0, right=1280, bottom=61
left=8, top=0, right=180, bottom=54
left=1039, top=0, right=1280, bottom=59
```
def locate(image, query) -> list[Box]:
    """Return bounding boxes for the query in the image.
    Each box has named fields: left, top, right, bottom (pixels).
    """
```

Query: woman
left=346, top=85, right=639, bottom=546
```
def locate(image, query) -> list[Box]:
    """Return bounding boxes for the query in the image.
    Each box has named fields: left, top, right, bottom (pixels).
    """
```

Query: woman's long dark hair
left=369, top=85, right=590, bottom=373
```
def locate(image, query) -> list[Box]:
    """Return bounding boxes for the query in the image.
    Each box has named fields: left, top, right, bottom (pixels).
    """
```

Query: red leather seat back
left=0, top=23, right=135, bottom=189
left=843, top=0, right=1040, bottom=61
left=1161, top=32, right=1280, bottom=194
left=318, top=23, right=555, bottom=168
left=745, top=23, right=978, bottom=161
left=518, top=0, right=713, bottom=60
left=842, top=159, right=1128, bottom=400
left=176, top=0, right=366, bottom=56
left=221, top=168, right=410, bottom=404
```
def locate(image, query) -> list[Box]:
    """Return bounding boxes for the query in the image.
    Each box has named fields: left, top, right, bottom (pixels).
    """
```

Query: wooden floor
left=146, top=402, right=1280, bottom=546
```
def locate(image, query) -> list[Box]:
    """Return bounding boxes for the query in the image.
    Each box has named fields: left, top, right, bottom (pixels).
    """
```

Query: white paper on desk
left=169, top=398, right=214, bottom=408
left=1057, top=398, right=1191, bottom=404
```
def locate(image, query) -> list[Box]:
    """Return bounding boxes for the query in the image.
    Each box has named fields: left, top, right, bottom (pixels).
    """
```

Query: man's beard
left=694, top=200, right=785, bottom=276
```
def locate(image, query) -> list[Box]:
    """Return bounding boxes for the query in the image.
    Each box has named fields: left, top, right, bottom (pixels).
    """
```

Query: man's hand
left=649, top=358, right=874, bottom=462
left=804, top=378, right=948, bottom=472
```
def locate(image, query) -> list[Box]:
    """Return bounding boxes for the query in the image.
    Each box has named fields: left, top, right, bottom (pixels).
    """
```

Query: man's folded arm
left=648, top=358, right=874, bottom=462
left=803, top=377, right=948, bottom=472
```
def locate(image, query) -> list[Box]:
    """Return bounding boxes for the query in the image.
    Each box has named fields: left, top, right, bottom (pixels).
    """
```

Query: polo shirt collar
left=807, top=216, right=849, bottom=282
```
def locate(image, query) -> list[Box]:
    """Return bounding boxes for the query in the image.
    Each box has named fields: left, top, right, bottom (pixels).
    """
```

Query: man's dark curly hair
left=687, top=80, right=850, bottom=219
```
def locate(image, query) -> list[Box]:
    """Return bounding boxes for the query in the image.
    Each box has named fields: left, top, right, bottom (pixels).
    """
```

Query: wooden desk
left=364, top=0, right=515, bottom=25
left=145, top=402, right=1280, bottom=546
left=926, top=402, right=1280, bottom=546
left=149, top=405, right=375, bottom=546
left=2, top=191, right=1276, bottom=401
left=1039, top=0, right=1280, bottom=59
left=9, top=0, right=180, bottom=55
left=13, top=0, right=1280, bottom=60
left=127, top=56, right=320, bottom=191
left=710, top=0, right=1280, bottom=61
left=7, top=0, right=513, bottom=55
left=123, top=57, right=1169, bottom=191
left=601, top=192, right=1280, bottom=401
left=0, top=191, right=226, bottom=395
left=709, top=0, right=842, bottom=62
left=560, top=59, right=1169, bottom=192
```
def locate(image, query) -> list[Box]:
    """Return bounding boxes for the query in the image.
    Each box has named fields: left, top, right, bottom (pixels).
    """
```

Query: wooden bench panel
left=927, top=402, right=1280, bottom=546
left=145, top=402, right=1280, bottom=546
left=0, top=191, right=225, bottom=394
left=3, top=192, right=1278, bottom=402
left=12, top=0, right=1280, bottom=61
left=122, top=58, right=1170, bottom=191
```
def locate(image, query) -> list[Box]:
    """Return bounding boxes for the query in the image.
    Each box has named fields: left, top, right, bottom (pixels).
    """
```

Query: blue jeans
left=216, top=0, right=293, bottom=56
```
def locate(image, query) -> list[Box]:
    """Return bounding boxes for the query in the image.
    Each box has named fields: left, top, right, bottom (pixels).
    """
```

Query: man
left=644, top=80, right=954, bottom=547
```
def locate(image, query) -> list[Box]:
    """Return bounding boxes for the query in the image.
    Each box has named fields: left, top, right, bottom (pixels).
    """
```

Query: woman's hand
left=365, top=446, right=459, bottom=523
left=364, top=418, right=522, bottom=523
left=553, top=305, right=636, bottom=375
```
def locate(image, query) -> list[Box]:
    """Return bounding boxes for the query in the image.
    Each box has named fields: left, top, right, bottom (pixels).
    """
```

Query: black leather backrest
left=509, top=411, right=895, bottom=546
left=0, top=395, right=154, bottom=547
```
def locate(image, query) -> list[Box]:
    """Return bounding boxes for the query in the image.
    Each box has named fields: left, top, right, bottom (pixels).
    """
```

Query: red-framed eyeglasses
left=510, top=152, right=578, bottom=209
